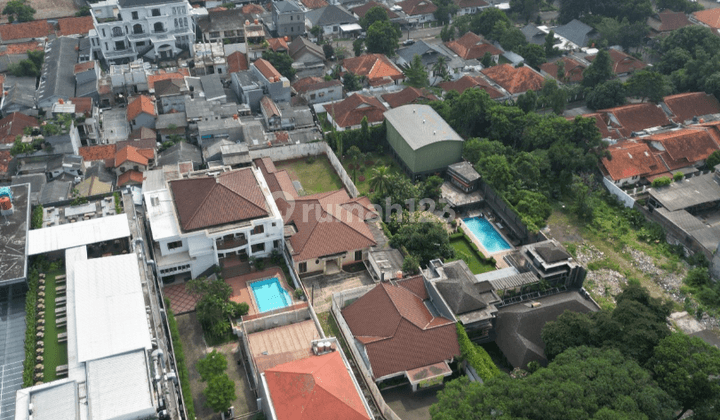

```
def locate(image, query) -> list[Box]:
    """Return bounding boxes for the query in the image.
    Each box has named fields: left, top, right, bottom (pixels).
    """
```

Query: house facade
left=273, top=0, right=305, bottom=38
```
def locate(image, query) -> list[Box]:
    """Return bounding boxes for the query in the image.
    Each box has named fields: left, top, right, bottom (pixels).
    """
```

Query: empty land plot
left=274, top=155, right=344, bottom=195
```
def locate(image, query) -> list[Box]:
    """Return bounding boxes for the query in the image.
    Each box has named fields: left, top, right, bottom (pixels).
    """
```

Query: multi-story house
left=272, top=0, right=305, bottom=38
left=89, top=0, right=195, bottom=65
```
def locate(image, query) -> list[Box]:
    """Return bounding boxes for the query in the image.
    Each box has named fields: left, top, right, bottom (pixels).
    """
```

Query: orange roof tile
left=128, top=127, right=157, bottom=142
left=115, top=145, right=150, bottom=167
left=267, top=37, right=289, bottom=52
left=127, top=95, right=156, bottom=121
left=227, top=51, right=249, bottom=73
left=381, top=86, right=439, bottom=108
left=302, top=0, right=329, bottom=8
left=292, top=77, right=341, bottom=94
left=73, top=61, right=95, bottom=74
left=242, top=4, right=266, bottom=14
left=453, top=0, right=489, bottom=8
left=586, top=49, right=646, bottom=75
left=57, top=16, right=94, bottom=36
left=656, top=10, right=691, bottom=32
left=601, top=141, right=663, bottom=181
left=481, top=64, right=545, bottom=94
left=323, top=94, right=387, bottom=128
left=445, top=32, right=501, bottom=60
left=253, top=58, right=283, bottom=82
left=571, top=113, right=622, bottom=140
left=79, top=144, right=116, bottom=162
left=342, top=54, right=404, bottom=87
left=0, top=150, right=11, bottom=176
left=351, top=1, right=398, bottom=18
left=0, top=112, right=37, bottom=144
left=663, top=92, right=720, bottom=124
left=146, top=69, right=190, bottom=90
left=539, top=57, right=585, bottom=83
left=693, top=8, right=720, bottom=29
left=396, top=0, right=437, bottom=16
left=117, top=170, right=144, bottom=186
left=599, top=103, right=671, bottom=137
left=0, top=20, right=52, bottom=41
left=69, top=97, right=93, bottom=115
left=643, top=128, right=720, bottom=169
left=438, top=75, right=504, bottom=98
left=0, top=41, right=42, bottom=56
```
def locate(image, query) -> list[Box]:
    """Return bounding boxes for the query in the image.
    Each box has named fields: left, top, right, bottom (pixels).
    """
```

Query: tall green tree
left=203, top=374, right=236, bottom=413
left=310, top=26, right=323, bottom=43
left=196, top=350, right=228, bottom=382
left=583, top=49, right=614, bottom=88
left=657, top=0, right=703, bottom=13
left=365, top=20, right=401, bottom=56
left=352, top=37, right=364, bottom=57
left=440, top=24, right=454, bottom=42
left=389, top=221, right=455, bottom=265
left=519, top=44, right=546, bottom=69
left=625, top=70, right=670, bottom=103
left=544, top=30, right=558, bottom=56
left=342, top=71, right=362, bottom=91
left=516, top=90, right=537, bottom=113
left=432, top=0, right=458, bottom=24
left=431, top=56, right=451, bottom=83
left=706, top=150, right=720, bottom=169
left=510, top=0, right=539, bottom=22
left=403, top=54, right=429, bottom=87
left=360, top=6, right=389, bottom=30
left=499, top=26, right=527, bottom=51
left=539, top=78, right=568, bottom=114
left=471, top=7, right=511, bottom=37
left=369, top=166, right=392, bottom=196
left=586, top=79, right=626, bottom=110
left=261, top=50, right=296, bottom=80
left=2, top=0, right=35, bottom=23
left=186, top=277, right=236, bottom=338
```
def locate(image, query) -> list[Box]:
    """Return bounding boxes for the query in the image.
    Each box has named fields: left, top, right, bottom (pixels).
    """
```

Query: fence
left=331, top=288, right=404, bottom=420
left=242, top=306, right=312, bottom=334
left=249, top=141, right=360, bottom=198
left=602, top=177, right=635, bottom=208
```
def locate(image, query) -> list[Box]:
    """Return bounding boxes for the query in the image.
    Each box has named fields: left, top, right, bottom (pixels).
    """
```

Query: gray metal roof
left=155, top=112, right=188, bottom=130
left=553, top=19, right=596, bottom=48
left=200, top=74, right=226, bottom=101
left=11, top=174, right=45, bottom=206
left=383, top=104, right=462, bottom=150
left=521, top=24, right=545, bottom=45
left=275, top=0, right=302, bottom=13
left=488, top=272, right=539, bottom=291
left=306, top=4, right=357, bottom=27
left=157, top=142, right=201, bottom=167
left=29, top=381, right=78, bottom=420
left=2, top=76, right=37, bottom=111
left=37, top=37, right=79, bottom=105
left=40, top=180, right=72, bottom=204
left=448, top=161, right=480, bottom=183
left=650, top=172, right=720, bottom=212
left=397, top=40, right=450, bottom=67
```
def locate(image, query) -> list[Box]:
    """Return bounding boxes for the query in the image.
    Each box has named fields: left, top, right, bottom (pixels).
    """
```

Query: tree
left=342, top=71, right=362, bottom=91
left=369, top=166, right=392, bottom=196
left=510, top=0, right=539, bottom=22
left=203, top=374, right=236, bottom=413
left=261, top=50, right=295, bottom=80
left=570, top=175, right=593, bottom=220
left=481, top=52, right=493, bottom=68
left=706, top=150, right=720, bottom=169
left=431, top=347, right=678, bottom=420
left=335, top=46, right=348, bottom=60
left=310, top=26, right=323, bottom=43
left=556, top=59, right=566, bottom=82
left=657, top=0, right=703, bottom=13
left=440, top=24, right=454, bottom=42
left=516, top=90, right=537, bottom=113
left=433, top=0, right=457, bottom=24
left=346, top=145, right=363, bottom=182
left=519, top=44, right=546, bottom=69
left=322, top=43, right=334, bottom=60
left=196, top=350, right=228, bottom=382
left=583, top=49, right=614, bottom=88
left=499, top=27, right=527, bottom=51
left=421, top=175, right=444, bottom=200
left=431, top=56, right=451, bottom=84
left=186, top=277, right=235, bottom=338
left=539, top=78, right=568, bottom=114
left=625, top=70, right=670, bottom=103
left=75, top=6, right=90, bottom=16
left=389, top=222, right=455, bottom=265
left=2, top=0, right=35, bottom=23
left=403, top=54, right=429, bottom=87
left=8, top=59, right=39, bottom=77
left=648, top=334, right=720, bottom=419
left=366, top=20, right=401, bottom=56
left=544, top=30, right=558, bottom=57
left=402, top=255, right=420, bottom=275
left=586, top=79, right=626, bottom=110
left=360, top=6, right=389, bottom=30
left=472, top=7, right=511, bottom=37
left=352, top=38, right=365, bottom=57
left=704, top=72, right=720, bottom=101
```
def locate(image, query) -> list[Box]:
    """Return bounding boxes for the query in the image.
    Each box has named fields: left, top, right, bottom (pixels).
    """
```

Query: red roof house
left=351, top=1, right=398, bottom=18
left=539, top=57, right=586, bottom=84
left=642, top=127, right=720, bottom=171
left=692, top=8, right=720, bottom=32
left=342, top=54, right=404, bottom=87
left=663, top=92, right=720, bottom=124
left=57, top=16, right=94, bottom=36
left=117, top=170, right=144, bottom=187
left=227, top=51, right=249, bottom=73
left=445, top=32, right=502, bottom=60
left=381, top=86, right=438, bottom=108
left=254, top=58, right=284, bottom=82
left=0, top=112, right=37, bottom=144
left=79, top=144, right=117, bottom=162
left=600, top=141, right=665, bottom=183
left=599, top=103, right=671, bottom=138
left=438, top=75, right=504, bottom=98
left=396, top=0, right=437, bottom=16
left=323, top=94, right=387, bottom=129
left=586, top=49, right=646, bottom=76
left=481, top=64, right=545, bottom=95
left=0, top=20, right=53, bottom=42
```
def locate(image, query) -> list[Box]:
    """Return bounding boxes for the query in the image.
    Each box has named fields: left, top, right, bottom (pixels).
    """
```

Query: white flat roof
left=86, top=350, right=156, bottom=420
left=28, top=214, right=131, bottom=255
left=144, top=188, right=181, bottom=241
left=74, top=254, right=151, bottom=363
left=15, top=379, right=78, bottom=420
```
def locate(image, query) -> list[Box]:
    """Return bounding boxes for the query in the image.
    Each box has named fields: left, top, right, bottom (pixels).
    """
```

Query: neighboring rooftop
left=481, top=64, right=545, bottom=94
left=57, top=16, right=95, bottom=36
left=28, top=213, right=131, bottom=255
left=383, top=104, right=463, bottom=150
left=127, top=95, right=156, bottom=121
left=438, top=75, right=504, bottom=98
left=381, top=86, right=438, bottom=108
left=0, top=20, right=53, bottom=42
left=649, top=171, right=720, bottom=212
left=0, top=184, right=30, bottom=284
left=540, top=56, right=586, bottom=84
left=601, top=141, right=663, bottom=181
left=693, top=8, right=720, bottom=30
left=247, top=319, right=320, bottom=374
left=445, top=32, right=502, bottom=60
left=663, top=92, right=720, bottom=124
left=651, top=10, right=692, bottom=32
left=323, top=94, right=387, bottom=128
left=586, top=48, right=646, bottom=75
left=553, top=19, right=596, bottom=48
left=342, top=54, right=404, bottom=87
left=396, top=0, right=437, bottom=16
left=0, top=112, right=38, bottom=144
left=351, top=1, right=398, bottom=18
left=306, top=4, right=358, bottom=27
left=600, top=103, right=672, bottom=137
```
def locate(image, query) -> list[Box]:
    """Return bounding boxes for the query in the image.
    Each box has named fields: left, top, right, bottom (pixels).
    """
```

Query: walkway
left=0, top=283, right=27, bottom=420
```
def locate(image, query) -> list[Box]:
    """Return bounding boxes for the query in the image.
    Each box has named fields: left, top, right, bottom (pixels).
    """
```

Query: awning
left=340, top=23, right=362, bottom=32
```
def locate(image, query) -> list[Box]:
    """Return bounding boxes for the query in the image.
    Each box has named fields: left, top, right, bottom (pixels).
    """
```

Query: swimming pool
left=462, top=217, right=512, bottom=253
left=250, top=277, right=292, bottom=313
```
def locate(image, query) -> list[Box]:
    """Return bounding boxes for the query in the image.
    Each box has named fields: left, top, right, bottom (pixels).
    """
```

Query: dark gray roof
left=197, top=8, right=246, bottom=32
left=289, top=37, right=324, bottom=61
left=78, top=37, right=91, bottom=61
left=649, top=172, right=720, bottom=212
left=274, top=0, right=302, bottom=13
left=37, top=37, right=79, bottom=105
left=2, top=76, right=37, bottom=111
left=553, top=19, right=596, bottom=48
left=40, top=179, right=72, bottom=204
left=306, top=5, right=357, bottom=27
left=521, top=24, right=545, bottom=45
left=46, top=154, right=82, bottom=172
left=397, top=40, right=450, bottom=67
left=44, top=135, right=75, bottom=155
left=0, top=183, right=29, bottom=284
left=495, top=292, right=599, bottom=369
left=0, top=54, right=28, bottom=73
left=448, top=161, right=480, bottom=183
left=154, top=78, right=185, bottom=96
left=383, top=104, right=463, bottom=150
left=200, top=74, right=225, bottom=101
left=157, top=142, right=201, bottom=168
left=232, top=70, right=260, bottom=87
left=11, top=174, right=46, bottom=206
left=436, top=262, right=491, bottom=314
left=155, top=112, right=188, bottom=130
left=84, top=161, right=115, bottom=184
left=535, top=244, right=571, bottom=264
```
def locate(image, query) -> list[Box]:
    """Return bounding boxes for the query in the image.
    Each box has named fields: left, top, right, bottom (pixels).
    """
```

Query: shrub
left=652, top=177, right=672, bottom=187
left=165, top=299, right=196, bottom=420
left=294, top=288, right=305, bottom=299
left=232, top=301, right=249, bottom=317
left=402, top=255, right=420, bottom=275
left=456, top=323, right=502, bottom=381
left=31, top=205, right=43, bottom=229
left=22, top=268, right=39, bottom=387
left=673, top=172, right=684, bottom=182
left=113, top=192, right=122, bottom=214
left=197, top=350, right=228, bottom=381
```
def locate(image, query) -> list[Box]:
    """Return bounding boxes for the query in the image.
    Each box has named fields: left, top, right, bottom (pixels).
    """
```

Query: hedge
left=456, top=323, right=501, bottom=381
left=113, top=192, right=122, bottom=214
left=451, top=229, right=496, bottom=267
left=31, top=205, right=43, bottom=229
left=22, top=268, right=39, bottom=387
left=165, top=299, right=196, bottom=420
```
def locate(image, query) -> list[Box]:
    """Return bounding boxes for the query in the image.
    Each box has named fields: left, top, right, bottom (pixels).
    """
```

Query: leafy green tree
left=389, top=221, right=455, bottom=265
left=8, top=59, right=39, bottom=77
left=432, top=0, right=457, bottom=24
left=583, top=49, right=614, bottom=88
left=203, top=374, right=236, bottom=413
left=352, top=38, right=364, bottom=57
left=373, top=173, right=419, bottom=209
left=510, top=0, right=539, bottom=22
left=431, top=347, right=678, bottom=420
left=346, top=145, right=363, bottom=182
left=516, top=90, right=537, bottom=113
left=310, top=26, right=323, bottom=43
left=403, top=54, right=429, bottom=87
left=471, top=7, right=511, bottom=37
left=75, top=6, right=90, bottom=16
left=360, top=6, right=389, bottom=30
left=186, top=277, right=235, bottom=338
left=596, top=17, right=649, bottom=51
left=657, top=0, right=703, bottom=13
left=706, top=150, right=720, bottom=169
left=402, top=255, right=420, bottom=275
left=544, top=30, right=558, bottom=56
left=196, top=350, right=228, bottom=382
left=323, top=43, right=334, bottom=60
left=519, top=43, right=546, bottom=69
left=440, top=24, right=454, bottom=42
left=261, top=50, right=296, bottom=80
left=657, top=47, right=693, bottom=75
left=452, top=14, right=472, bottom=37
left=625, top=70, right=670, bottom=103
left=342, top=71, right=362, bottom=91
left=570, top=175, right=593, bottom=220
left=366, top=20, right=401, bottom=56
left=499, top=26, right=527, bottom=51
left=421, top=175, right=444, bottom=200
left=369, top=166, right=392, bottom=196
left=2, top=0, right=35, bottom=23
left=431, top=56, right=451, bottom=83
left=480, top=52, right=493, bottom=68
left=539, top=78, right=568, bottom=114
left=586, top=79, right=626, bottom=110
left=704, top=72, right=720, bottom=101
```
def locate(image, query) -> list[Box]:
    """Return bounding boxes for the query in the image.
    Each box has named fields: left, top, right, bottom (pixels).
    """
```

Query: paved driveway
left=382, top=384, right=441, bottom=420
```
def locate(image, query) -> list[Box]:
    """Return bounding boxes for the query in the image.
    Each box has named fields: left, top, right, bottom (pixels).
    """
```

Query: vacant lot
left=275, top=156, right=344, bottom=195
left=7, top=0, right=80, bottom=21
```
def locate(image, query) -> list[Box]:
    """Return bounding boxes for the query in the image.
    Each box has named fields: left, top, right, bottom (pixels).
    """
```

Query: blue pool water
left=462, top=217, right=512, bottom=253
left=250, top=277, right=292, bottom=313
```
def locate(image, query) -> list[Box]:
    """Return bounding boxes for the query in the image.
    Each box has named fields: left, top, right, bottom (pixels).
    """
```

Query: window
left=105, top=42, right=109, bottom=50
left=120, top=167, right=126, bottom=173
left=167, top=240, right=183, bottom=250
left=112, top=26, right=123, bottom=37
left=209, top=31, right=220, bottom=38
left=299, top=262, right=307, bottom=273
left=333, top=26, right=338, bottom=32
left=154, top=22, right=164, bottom=32
left=115, top=40, right=125, bottom=50
left=252, top=224, right=264, bottom=235
left=133, top=23, right=143, bottom=34
left=102, top=28, right=106, bottom=37
left=152, top=8, right=160, bottom=16
left=355, top=250, right=362, bottom=261
left=291, top=26, right=294, bottom=32
left=132, top=11, right=138, bottom=19
left=273, top=240, right=280, bottom=248
left=251, top=243, right=265, bottom=253
left=290, top=15, right=293, bottom=21
left=183, top=17, right=188, bottom=26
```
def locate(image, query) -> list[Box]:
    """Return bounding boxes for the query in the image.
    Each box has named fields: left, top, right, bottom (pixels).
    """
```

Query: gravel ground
left=623, top=246, right=687, bottom=303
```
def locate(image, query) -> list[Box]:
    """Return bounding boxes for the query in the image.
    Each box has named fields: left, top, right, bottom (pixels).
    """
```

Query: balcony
left=216, top=236, right=248, bottom=251
left=104, top=48, right=136, bottom=58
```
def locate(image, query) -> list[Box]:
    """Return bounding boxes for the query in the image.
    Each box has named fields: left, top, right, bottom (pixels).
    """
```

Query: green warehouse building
left=384, top=105, right=464, bottom=180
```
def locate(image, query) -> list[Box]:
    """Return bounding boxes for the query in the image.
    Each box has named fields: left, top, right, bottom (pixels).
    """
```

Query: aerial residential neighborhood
left=1, top=0, right=720, bottom=419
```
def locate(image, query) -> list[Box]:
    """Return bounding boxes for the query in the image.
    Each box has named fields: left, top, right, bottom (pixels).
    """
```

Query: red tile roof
left=341, top=277, right=459, bottom=379
left=293, top=76, right=323, bottom=93
left=656, top=10, right=691, bottom=32
left=693, top=8, right=720, bottom=29
left=79, top=144, right=116, bottom=162
left=323, top=94, right=387, bottom=128
left=601, top=141, right=664, bottom=181
left=445, top=32, right=501, bottom=60
left=599, top=103, right=671, bottom=137
left=268, top=37, right=289, bottom=52
left=0, top=150, right=11, bottom=177
left=254, top=58, right=283, bottom=82
left=70, top=97, right=93, bottom=115
left=643, top=127, right=720, bottom=170
left=265, top=352, right=371, bottom=420
left=127, top=95, right=156, bottom=121
left=453, top=0, right=489, bottom=8
left=147, top=69, right=190, bottom=90
left=586, top=49, right=646, bottom=75
left=227, top=51, right=249, bottom=73
left=0, top=112, right=37, bottom=144
left=242, top=4, right=266, bottom=14
left=302, top=0, right=329, bottom=8
left=128, top=127, right=157, bottom=142
left=57, top=16, right=94, bottom=36
left=351, top=1, right=398, bottom=18
left=260, top=96, right=281, bottom=117
left=0, top=20, right=52, bottom=41
left=0, top=41, right=42, bottom=56
left=438, top=75, right=504, bottom=98
left=342, top=54, right=404, bottom=87
left=396, top=0, right=437, bottom=16
left=481, top=64, right=545, bottom=94
left=539, top=57, right=586, bottom=83
left=170, top=168, right=269, bottom=231
left=73, top=61, right=95, bottom=74
left=663, top=92, right=720, bottom=124
left=115, top=145, right=150, bottom=167
left=570, top=113, right=622, bottom=140
left=381, top=86, right=439, bottom=108
left=117, top=170, right=144, bottom=186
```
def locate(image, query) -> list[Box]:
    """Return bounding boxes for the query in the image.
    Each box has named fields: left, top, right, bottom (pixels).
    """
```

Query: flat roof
left=383, top=104, right=462, bottom=150
left=74, top=254, right=152, bottom=363
left=29, top=380, right=78, bottom=420
left=144, top=188, right=181, bottom=240
left=650, top=172, right=720, bottom=212
left=247, top=320, right=320, bottom=374
left=27, top=213, right=131, bottom=255
left=0, top=183, right=30, bottom=284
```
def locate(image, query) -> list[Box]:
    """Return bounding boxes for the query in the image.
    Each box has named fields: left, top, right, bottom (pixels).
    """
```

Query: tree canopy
left=196, top=350, right=228, bottom=382
left=365, top=20, right=401, bottom=56
left=203, top=374, right=236, bottom=413
left=2, top=0, right=35, bottom=23
left=583, top=49, right=615, bottom=89
left=389, top=220, right=455, bottom=265
left=624, top=70, right=670, bottom=103
left=403, top=54, right=429, bottom=87
left=261, top=50, right=295, bottom=80
left=359, top=6, right=388, bottom=30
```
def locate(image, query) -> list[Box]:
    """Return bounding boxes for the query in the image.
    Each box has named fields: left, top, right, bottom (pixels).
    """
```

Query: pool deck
left=458, top=217, right=513, bottom=269
left=225, top=267, right=295, bottom=316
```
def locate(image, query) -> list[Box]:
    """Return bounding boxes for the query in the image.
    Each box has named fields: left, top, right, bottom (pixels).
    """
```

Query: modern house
left=504, top=239, right=587, bottom=290
left=306, top=5, right=359, bottom=36
left=447, top=161, right=481, bottom=193
left=384, top=104, right=463, bottom=180
left=553, top=19, right=598, bottom=49
left=197, top=7, right=247, bottom=43
left=323, top=94, right=387, bottom=131
left=396, top=40, right=455, bottom=74
left=272, top=0, right=305, bottom=38
left=231, top=59, right=291, bottom=113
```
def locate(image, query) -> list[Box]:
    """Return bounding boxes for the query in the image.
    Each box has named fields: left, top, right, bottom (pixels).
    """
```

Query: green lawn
left=450, top=238, right=496, bottom=275
left=317, top=112, right=333, bottom=132
left=342, top=153, right=407, bottom=196
left=317, top=312, right=350, bottom=355
left=42, top=270, right=68, bottom=382
left=275, top=156, right=344, bottom=195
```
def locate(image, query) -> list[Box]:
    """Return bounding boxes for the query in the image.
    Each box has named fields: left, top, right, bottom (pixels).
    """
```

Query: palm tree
left=432, top=56, right=451, bottom=85
left=369, top=166, right=392, bottom=196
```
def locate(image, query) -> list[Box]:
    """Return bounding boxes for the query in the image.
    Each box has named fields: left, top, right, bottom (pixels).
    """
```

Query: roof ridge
left=311, top=365, right=371, bottom=419
left=181, top=178, right=216, bottom=230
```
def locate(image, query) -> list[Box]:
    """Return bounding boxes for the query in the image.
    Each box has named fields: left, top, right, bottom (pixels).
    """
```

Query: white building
left=143, top=166, right=284, bottom=281
left=89, top=0, right=195, bottom=65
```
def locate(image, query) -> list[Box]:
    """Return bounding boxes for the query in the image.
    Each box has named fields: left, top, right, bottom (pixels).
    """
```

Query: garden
left=449, top=229, right=496, bottom=275
left=340, top=149, right=407, bottom=196
left=274, top=155, right=344, bottom=196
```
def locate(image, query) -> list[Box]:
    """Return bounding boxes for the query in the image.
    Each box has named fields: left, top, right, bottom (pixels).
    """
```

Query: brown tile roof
left=601, top=141, right=664, bottom=180
left=295, top=78, right=342, bottom=95
left=445, top=32, right=501, bottom=60
left=481, top=64, right=545, bottom=94
left=73, top=61, right=95, bottom=74
left=438, top=75, right=504, bottom=98
left=260, top=96, right=281, bottom=117
left=0, top=112, right=37, bottom=144
left=117, top=170, right=144, bottom=186
left=599, top=103, right=671, bottom=137
left=351, top=1, right=398, bottom=18
left=57, top=16, right=94, bottom=36
left=342, top=54, right=404, bottom=87
left=453, top=0, right=489, bottom=8
left=0, top=41, right=42, bottom=56
left=302, top=0, right=329, bottom=9
left=0, top=150, right=11, bottom=177
left=254, top=58, right=283, bottom=82
left=267, top=37, right=289, bottom=52
left=396, top=0, right=437, bottom=16
left=227, top=51, right=249, bottom=73
left=663, top=92, right=720, bottom=123
left=127, top=95, right=156, bottom=121
left=242, top=4, right=266, bottom=14
left=643, top=127, right=720, bottom=170
left=0, top=20, right=52, bottom=41
left=114, top=145, right=150, bottom=167
left=170, top=168, right=269, bottom=231
left=128, top=127, right=157, bottom=142
left=381, top=86, right=438, bottom=108
left=79, top=144, right=116, bottom=162
left=571, top=113, right=622, bottom=140
left=693, top=8, right=720, bottom=29
left=586, top=49, right=647, bottom=75
left=292, top=76, right=323, bottom=92
left=656, top=10, right=691, bottom=32
left=146, top=69, right=190, bottom=90
left=341, top=277, right=459, bottom=379
left=539, top=57, right=585, bottom=83
left=323, top=94, right=387, bottom=128
left=69, top=97, right=93, bottom=115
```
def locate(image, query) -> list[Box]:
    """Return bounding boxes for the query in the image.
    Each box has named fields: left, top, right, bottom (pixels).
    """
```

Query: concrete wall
left=603, top=177, right=635, bottom=208
left=242, top=306, right=312, bottom=334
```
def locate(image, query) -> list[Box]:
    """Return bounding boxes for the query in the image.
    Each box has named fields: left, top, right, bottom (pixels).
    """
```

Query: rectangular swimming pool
left=250, top=277, right=292, bottom=313
left=462, top=217, right=512, bottom=253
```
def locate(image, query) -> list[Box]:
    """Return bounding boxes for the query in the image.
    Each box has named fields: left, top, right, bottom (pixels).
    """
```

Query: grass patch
left=342, top=153, right=407, bottom=196
left=317, top=112, right=333, bottom=132
left=317, top=311, right=350, bottom=355
left=42, top=270, right=68, bottom=382
left=449, top=237, right=496, bottom=274
left=166, top=299, right=196, bottom=420
left=275, top=156, right=344, bottom=195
